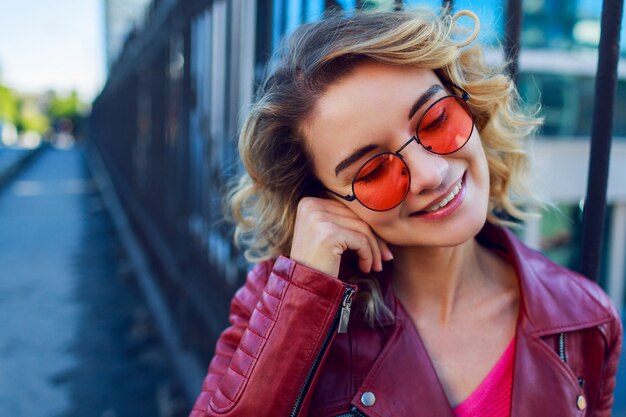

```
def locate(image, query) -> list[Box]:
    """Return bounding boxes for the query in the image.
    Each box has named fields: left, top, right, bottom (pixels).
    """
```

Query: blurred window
left=305, top=0, right=325, bottom=22
left=540, top=203, right=582, bottom=271
left=403, top=0, right=441, bottom=8
left=519, top=70, right=626, bottom=138
left=272, top=0, right=286, bottom=50
left=287, top=0, right=304, bottom=34
left=336, top=0, right=357, bottom=13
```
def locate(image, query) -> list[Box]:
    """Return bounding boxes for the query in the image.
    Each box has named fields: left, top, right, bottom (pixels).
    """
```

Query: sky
left=0, top=0, right=104, bottom=102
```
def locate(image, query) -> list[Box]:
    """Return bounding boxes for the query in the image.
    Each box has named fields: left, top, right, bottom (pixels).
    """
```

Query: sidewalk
left=0, top=144, right=187, bottom=417
left=0, top=145, right=44, bottom=188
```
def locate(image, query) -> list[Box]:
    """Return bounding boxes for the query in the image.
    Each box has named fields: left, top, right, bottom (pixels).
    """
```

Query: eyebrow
left=334, top=84, right=443, bottom=177
left=407, top=84, right=443, bottom=121
left=334, top=144, right=379, bottom=177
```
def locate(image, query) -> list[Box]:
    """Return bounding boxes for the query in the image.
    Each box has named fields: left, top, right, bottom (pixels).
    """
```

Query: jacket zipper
left=558, top=332, right=566, bottom=362
left=289, top=285, right=356, bottom=417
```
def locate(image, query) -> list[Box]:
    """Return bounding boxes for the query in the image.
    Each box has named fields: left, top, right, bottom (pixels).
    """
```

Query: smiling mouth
left=423, top=178, right=463, bottom=213
left=411, top=172, right=466, bottom=216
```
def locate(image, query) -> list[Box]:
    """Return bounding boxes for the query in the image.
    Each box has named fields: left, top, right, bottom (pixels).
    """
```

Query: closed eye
left=356, top=157, right=388, bottom=184
left=419, top=109, right=447, bottom=134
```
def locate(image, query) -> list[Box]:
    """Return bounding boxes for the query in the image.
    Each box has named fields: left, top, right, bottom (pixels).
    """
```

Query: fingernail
left=384, top=249, right=394, bottom=261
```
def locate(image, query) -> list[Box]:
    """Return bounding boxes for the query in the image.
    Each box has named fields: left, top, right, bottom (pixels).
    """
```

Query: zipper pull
left=338, top=287, right=356, bottom=334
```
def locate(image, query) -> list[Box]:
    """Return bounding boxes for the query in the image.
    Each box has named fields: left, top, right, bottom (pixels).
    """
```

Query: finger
left=337, top=226, right=375, bottom=273
left=319, top=213, right=382, bottom=272
left=305, top=198, right=384, bottom=271
left=348, top=218, right=383, bottom=271
left=376, top=236, right=394, bottom=261
left=316, top=205, right=384, bottom=271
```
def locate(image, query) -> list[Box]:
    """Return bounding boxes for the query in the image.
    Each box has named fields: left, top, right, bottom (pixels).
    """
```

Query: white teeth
left=425, top=178, right=463, bottom=212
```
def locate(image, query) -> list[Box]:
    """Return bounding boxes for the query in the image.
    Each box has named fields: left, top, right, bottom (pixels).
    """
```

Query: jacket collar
left=348, top=221, right=614, bottom=416
left=476, top=221, right=614, bottom=335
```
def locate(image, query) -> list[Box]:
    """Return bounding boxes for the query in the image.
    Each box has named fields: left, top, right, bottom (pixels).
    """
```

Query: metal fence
left=89, top=0, right=624, bottom=402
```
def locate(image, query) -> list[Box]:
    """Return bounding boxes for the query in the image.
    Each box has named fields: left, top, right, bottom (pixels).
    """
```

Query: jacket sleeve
left=189, top=255, right=357, bottom=417
left=593, top=302, right=623, bottom=416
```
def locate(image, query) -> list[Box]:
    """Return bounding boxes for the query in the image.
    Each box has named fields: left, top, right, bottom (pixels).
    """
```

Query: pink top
left=452, top=337, right=516, bottom=417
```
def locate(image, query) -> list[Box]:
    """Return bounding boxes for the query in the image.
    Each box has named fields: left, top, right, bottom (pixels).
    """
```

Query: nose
left=400, top=140, right=448, bottom=195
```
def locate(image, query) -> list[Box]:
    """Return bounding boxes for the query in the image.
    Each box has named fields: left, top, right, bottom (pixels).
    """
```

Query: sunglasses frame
left=323, top=80, right=474, bottom=212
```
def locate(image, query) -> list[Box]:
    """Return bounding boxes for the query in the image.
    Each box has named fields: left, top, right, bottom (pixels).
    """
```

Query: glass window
left=272, top=0, right=285, bottom=50
left=536, top=201, right=611, bottom=292
left=286, top=0, right=303, bottom=34
left=305, top=0, right=325, bottom=22
left=519, top=72, right=626, bottom=138
left=540, top=203, right=582, bottom=270
left=336, top=0, right=357, bottom=15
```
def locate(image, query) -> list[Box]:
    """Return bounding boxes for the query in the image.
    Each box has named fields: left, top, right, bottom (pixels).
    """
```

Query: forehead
left=301, top=61, right=440, bottom=176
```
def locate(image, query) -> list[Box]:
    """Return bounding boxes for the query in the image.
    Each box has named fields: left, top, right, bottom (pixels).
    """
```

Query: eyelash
left=356, top=159, right=387, bottom=184
left=420, top=109, right=447, bottom=134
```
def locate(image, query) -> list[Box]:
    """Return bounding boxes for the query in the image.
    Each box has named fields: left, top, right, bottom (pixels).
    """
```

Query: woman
left=189, top=7, right=622, bottom=417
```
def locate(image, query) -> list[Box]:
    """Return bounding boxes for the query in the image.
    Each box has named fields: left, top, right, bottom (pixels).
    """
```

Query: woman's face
left=300, top=60, right=491, bottom=248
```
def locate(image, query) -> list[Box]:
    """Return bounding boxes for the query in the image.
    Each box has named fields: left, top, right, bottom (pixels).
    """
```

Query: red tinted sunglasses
left=324, top=81, right=474, bottom=211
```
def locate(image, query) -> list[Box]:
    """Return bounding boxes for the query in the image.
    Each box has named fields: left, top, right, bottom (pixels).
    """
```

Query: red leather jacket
left=189, top=222, right=623, bottom=417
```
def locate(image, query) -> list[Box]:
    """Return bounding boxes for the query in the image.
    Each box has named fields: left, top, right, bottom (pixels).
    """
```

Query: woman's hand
left=289, top=197, right=394, bottom=278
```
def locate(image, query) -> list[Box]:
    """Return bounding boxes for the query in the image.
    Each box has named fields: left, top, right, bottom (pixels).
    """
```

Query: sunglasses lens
left=353, top=154, right=409, bottom=211
left=418, top=96, right=473, bottom=154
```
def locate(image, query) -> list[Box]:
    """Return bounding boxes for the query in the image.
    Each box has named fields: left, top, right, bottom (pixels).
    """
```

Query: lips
left=412, top=171, right=466, bottom=215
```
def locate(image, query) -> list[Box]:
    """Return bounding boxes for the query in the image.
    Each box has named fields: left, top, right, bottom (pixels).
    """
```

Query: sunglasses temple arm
left=441, top=78, right=471, bottom=100
left=323, top=187, right=357, bottom=202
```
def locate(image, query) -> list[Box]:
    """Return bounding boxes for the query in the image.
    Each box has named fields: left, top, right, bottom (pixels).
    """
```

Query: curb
left=0, top=144, right=47, bottom=189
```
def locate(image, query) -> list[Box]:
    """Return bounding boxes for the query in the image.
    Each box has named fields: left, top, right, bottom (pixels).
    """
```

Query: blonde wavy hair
left=227, top=6, right=544, bottom=328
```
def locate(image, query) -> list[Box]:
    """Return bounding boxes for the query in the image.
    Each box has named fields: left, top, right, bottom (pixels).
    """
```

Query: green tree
left=49, top=90, right=82, bottom=119
left=16, top=98, right=50, bottom=134
left=48, top=90, right=86, bottom=135
left=0, top=84, right=19, bottom=123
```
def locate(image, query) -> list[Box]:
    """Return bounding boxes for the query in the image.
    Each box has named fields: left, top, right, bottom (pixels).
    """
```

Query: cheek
left=469, top=137, right=492, bottom=211
left=343, top=202, right=397, bottom=234
left=468, top=132, right=489, bottom=179
left=353, top=208, right=402, bottom=243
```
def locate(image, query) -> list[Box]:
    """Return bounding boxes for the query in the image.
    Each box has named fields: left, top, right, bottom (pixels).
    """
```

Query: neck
left=388, top=237, right=493, bottom=327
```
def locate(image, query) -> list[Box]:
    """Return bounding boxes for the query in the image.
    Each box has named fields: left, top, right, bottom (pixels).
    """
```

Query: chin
left=398, top=219, right=485, bottom=248
left=379, top=199, right=489, bottom=249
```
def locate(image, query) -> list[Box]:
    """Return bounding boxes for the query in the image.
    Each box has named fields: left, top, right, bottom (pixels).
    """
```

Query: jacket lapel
left=487, top=224, right=614, bottom=336
left=349, top=304, right=455, bottom=416
left=510, top=315, right=585, bottom=416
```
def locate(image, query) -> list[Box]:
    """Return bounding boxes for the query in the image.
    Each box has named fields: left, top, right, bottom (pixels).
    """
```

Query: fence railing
left=580, top=0, right=624, bottom=282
